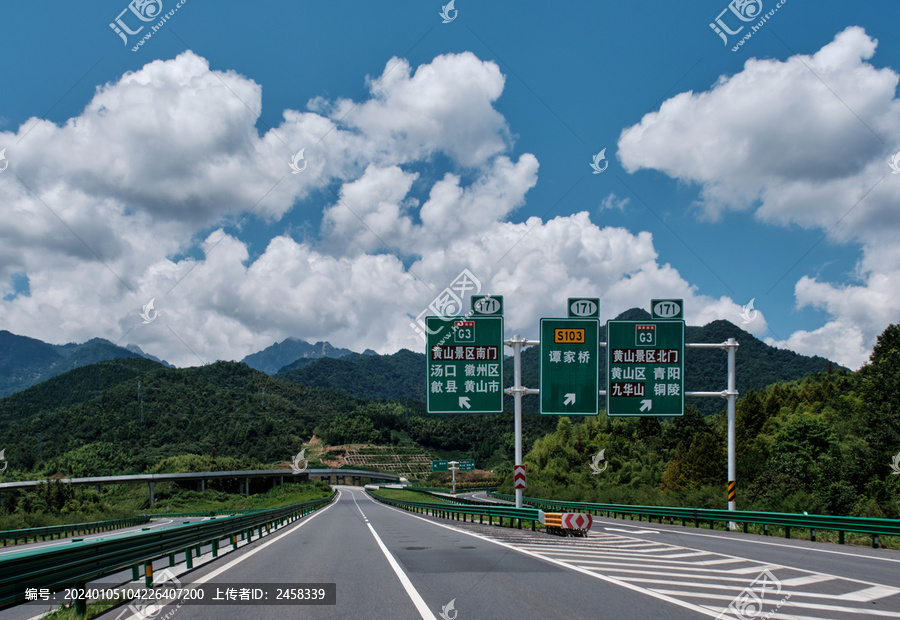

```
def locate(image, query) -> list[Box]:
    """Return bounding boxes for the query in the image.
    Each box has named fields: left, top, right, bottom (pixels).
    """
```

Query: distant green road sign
left=539, top=318, right=599, bottom=415
left=432, top=460, right=449, bottom=472
left=606, top=320, right=684, bottom=417
left=426, top=316, right=504, bottom=413
left=458, top=459, right=475, bottom=471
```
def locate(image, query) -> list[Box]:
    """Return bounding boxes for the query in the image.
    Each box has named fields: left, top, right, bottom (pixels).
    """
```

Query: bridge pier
left=149, top=482, right=155, bottom=506
left=198, top=480, right=205, bottom=492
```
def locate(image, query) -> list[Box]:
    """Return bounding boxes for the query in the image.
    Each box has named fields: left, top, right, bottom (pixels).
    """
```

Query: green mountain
left=0, top=330, right=172, bottom=398
left=276, top=349, right=424, bottom=400
left=241, top=338, right=360, bottom=375
left=0, top=360, right=365, bottom=475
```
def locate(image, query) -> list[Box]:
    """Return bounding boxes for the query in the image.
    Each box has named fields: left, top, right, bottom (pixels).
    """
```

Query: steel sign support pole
left=505, top=335, right=539, bottom=509
left=512, top=335, right=523, bottom=509
left=726, top=337, right=739, bottom=514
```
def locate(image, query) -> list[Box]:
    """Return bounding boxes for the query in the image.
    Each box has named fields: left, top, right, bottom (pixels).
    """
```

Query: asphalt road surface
left=6, top=488, right=900, bottom=619
left=95, top=488, right=900, bottom=620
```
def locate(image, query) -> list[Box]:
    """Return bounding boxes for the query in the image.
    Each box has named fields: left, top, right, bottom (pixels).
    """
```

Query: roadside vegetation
left=496, top=324, right=900, bottom=523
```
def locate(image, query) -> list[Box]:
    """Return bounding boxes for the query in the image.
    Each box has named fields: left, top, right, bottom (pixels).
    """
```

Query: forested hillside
left=276, top=349, right=424, bottom=400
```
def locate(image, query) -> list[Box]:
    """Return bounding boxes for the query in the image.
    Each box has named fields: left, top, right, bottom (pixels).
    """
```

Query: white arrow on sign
left=459, top=397, right=471, bottom=409
left=640, top=399, right=652, bottom=412
left=564, top=393, right=576, bottom=405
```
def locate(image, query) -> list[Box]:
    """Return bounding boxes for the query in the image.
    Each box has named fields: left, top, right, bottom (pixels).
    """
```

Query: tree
left=858, top=324, right=900, bottom=468
left=735, top=390, right=765, bottom=457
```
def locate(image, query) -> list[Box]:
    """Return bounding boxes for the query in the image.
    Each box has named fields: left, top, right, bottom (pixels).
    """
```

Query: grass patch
left=0, top=481, right=333, bottom=533
left=34, top=597, right=121, bottom=620
left=369, top=488, right=450, bottom=503
left=144, top=481, right=333, bottom=515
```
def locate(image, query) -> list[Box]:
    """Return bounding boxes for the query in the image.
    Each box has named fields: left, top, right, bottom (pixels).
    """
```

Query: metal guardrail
left=143, top=510, right=257, bottom=518
left=408, top=490, right=492, bottom=506
left=405, top=486, right=498, bottom=494
left=1, top=516, right=151, bottom=547
left=366, top=490, right=543, bottom=530
left=0, top=493, right=336, bottom=612
left=490, top=492, right=900, bottom=547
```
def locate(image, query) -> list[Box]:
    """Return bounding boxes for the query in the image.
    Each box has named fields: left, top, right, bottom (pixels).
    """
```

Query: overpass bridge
left=0, top=468, right=401, bottom=505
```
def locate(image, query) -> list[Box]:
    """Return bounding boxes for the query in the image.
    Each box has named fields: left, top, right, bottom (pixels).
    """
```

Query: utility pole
left=449, top=461, right=458, bottom=494
left=504, top=335, right=539, bottom=508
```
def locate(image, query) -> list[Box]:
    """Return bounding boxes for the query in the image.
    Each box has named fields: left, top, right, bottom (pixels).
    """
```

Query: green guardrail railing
left=407, top=490, right=496, bottom=506
left=0, top=492, right=336, bottom=613
left=1, top=516, right=152, bottom=547
left=143, top=509, right=259, bottom=518
left=367, top=490, right=543, bottom=530
left=405, top=486, right=498, bottom=494
left=489, top=492, right=900, bottom=548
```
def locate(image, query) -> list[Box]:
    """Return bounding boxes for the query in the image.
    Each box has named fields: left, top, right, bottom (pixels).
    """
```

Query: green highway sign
left=426, top=316, right=504, bottom=413
left=539, top=318, right=600, bottom=415
left=606, top=320, right=684, bottom=417
left=458, top=459, right=475, bottom=471
left=432, top=459, right=449, bottom=472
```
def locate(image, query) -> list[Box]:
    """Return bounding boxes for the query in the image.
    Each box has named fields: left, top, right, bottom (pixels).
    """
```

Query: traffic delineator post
left=513, top=465, right=526, bottom=490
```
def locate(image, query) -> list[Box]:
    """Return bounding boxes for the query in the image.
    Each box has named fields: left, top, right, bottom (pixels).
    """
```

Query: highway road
left=78, top=487, right=899, bottom=620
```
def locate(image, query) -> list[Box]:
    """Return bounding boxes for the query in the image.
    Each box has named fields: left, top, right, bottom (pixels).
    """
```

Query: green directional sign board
left=606, top=320, right=684, bottom=417
left=458, top=459, right=475, bottom=471
left=426, top=316, right=504, bottom=413
left=540, top=318, right=600, bottom=415
left=432, top=459, right=449, bottom=472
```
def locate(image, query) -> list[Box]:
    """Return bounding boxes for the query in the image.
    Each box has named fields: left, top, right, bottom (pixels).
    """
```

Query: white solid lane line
left=349, top=490, right=437, bottom=620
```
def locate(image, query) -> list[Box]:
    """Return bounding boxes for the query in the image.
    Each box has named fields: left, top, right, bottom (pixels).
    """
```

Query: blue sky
left=1, top=1, right=898, bottom=368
